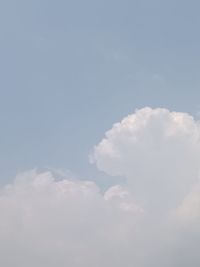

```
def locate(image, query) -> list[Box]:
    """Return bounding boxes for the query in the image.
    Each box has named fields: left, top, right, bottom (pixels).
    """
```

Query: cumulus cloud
left=0, top=170, right=141, bottom=267
left=2, top=107, right=200, bottom=266
left=91, top=107, right=200, bottom=265
left=91, top=107, right=200, bottom=211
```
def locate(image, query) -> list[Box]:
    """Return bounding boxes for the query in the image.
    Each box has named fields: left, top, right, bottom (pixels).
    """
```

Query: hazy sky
left=1, top=1, right=200, bottom=266
left=1, top=0, right=200, bottom=181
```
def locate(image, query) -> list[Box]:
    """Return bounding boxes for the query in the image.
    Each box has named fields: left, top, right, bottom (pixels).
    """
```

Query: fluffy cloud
left=91, top=107, right=200, bottom=265
left=91, top=107, right=200, bottom=211
left=0, top=170, right=141, bottom=267
left=2, top=107, right=200, bottom=266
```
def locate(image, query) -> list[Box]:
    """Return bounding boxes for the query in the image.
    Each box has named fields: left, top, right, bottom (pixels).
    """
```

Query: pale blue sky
left=1, top=0, right=200, bottom=183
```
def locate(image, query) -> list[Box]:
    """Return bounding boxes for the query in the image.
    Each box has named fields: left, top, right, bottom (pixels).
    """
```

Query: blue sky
left=2, top=1, right=200, bottom=266
left=1, top=0, right=200, bottom=183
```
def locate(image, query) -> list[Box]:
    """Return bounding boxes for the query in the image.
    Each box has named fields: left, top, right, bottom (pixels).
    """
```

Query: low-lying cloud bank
left=1, top=107, right=200, bottom=266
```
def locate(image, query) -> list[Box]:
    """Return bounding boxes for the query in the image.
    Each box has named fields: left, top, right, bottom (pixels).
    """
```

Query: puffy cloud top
left=91, top=107, right=200, bottom=210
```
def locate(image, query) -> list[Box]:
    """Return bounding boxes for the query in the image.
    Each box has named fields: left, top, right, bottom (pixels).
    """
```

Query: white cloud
left=0, top=170, right=141, bottom=267
left=91, top=107, right=200, bottom=266
left=91, top=107, right=200, bottom=211
left=175, top=180, right=200, bottom=227
left=2, top=107, right=200, bottom=266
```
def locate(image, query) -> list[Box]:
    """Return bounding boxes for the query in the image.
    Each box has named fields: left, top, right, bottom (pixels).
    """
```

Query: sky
left=1, top=0, right=200, bottom=266
left=1, top=0, right=200, bottom=181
